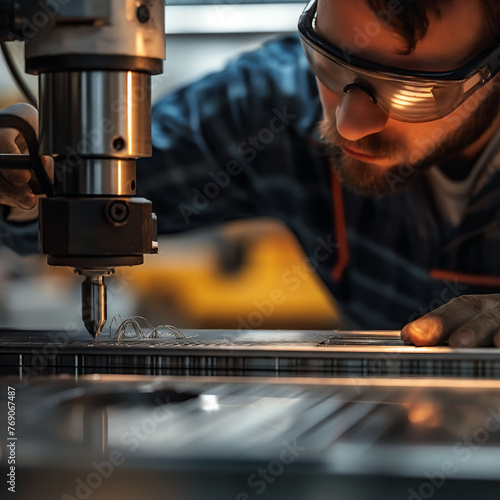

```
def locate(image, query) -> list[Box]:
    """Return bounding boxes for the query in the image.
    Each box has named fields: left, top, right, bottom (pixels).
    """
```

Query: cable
left=0, top=41, right=37, bottom=108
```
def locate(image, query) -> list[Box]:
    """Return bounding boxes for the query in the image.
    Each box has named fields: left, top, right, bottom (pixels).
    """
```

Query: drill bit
left=82, top=275, right=107, bottom=339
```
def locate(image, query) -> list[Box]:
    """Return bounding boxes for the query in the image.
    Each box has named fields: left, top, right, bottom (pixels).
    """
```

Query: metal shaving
left=108, top=315, right=187, bottom=341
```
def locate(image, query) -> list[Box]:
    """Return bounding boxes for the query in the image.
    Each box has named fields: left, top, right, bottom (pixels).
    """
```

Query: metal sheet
left=2, top=375, right=500, bottom=499
left=1, top=328, right=500, bottom=378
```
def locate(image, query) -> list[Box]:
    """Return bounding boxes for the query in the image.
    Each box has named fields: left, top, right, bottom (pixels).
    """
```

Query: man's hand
left=0, top=103, right=53, bottom=210
left=401, top=294, right=500, bottom=348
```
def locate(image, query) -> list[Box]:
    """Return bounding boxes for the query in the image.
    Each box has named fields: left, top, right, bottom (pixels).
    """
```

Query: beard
left=319, top=86, right=500, bottom=197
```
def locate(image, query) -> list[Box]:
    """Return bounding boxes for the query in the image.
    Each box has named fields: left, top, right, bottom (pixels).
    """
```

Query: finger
left=449, top=308, right=500, bottom=347
left=494, top=332, right=500, bottom=348
left=0, top=191, right=36, bottom=209
left=0, top=176, right=36, bottom=209
left=401, top=295, right=487, bottom=346
left=2, top=155, right=54, bottom=188
left=0, top=126, right=19, bottom=146
left=401, top=315, right=450, bottom=346
left=0, top=104, right=38, bottom=150
left=25, top=156, right=54, bottom=195
left=0, top=122, right=25, bottom=159
left=0, top=132, right=33, bottom=186
left=0, top=104, right=40, bottom=187
left=1, top=168, right=32, bottom=187
left=1, top=103, right=39, bottom=136
left=14, top=133, right=27, bottom=154
left=41, top=155, right=54, bottom=181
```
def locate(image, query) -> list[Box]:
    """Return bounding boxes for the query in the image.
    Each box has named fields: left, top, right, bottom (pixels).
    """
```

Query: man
left=1, top=0, right=500, bottom=347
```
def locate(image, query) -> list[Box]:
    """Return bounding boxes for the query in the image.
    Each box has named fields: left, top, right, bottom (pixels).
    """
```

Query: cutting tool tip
left=82, top=275, right=107, bottom=340
left=85, top=322, right=104, bottom=340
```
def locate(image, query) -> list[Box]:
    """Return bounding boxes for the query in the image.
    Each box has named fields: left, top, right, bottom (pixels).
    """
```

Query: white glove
left=0, top=103, right=53, bottom=216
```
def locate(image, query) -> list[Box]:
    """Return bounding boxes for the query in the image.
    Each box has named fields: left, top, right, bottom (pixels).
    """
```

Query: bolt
left=107, top=201, right=129, bottom=224
left=137, top=4, right=150, bottom=23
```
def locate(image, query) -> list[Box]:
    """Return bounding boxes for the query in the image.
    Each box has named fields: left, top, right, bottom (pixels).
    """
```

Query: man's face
left=316, top=0, right=500, bottom=196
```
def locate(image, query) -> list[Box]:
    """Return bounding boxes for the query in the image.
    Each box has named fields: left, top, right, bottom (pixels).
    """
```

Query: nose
left=335, top=88, right=389, bottom=141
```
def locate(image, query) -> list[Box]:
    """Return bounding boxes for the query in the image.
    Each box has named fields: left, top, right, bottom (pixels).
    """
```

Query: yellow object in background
left=128, top=219, right=340, bottom=330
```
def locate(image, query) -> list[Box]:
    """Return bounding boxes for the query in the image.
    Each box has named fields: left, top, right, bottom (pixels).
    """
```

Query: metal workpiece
left=3, top=375, right=500, bottom=499
left=39, top=71, right=152, bottom=158
left=54, top=158, right=136, bottom=196
left=24, top=0, right=165, bottom=74
left=81, top=275, right=107, bottom=339
left=3, top=329, right=500, bottom=378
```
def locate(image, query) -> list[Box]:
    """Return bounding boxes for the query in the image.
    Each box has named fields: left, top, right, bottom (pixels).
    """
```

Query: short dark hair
left=366, top=0, right=500, bottom=55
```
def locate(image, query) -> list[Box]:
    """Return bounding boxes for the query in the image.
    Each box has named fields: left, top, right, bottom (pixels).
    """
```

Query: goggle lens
left=300, top=38, right=483, bottom=122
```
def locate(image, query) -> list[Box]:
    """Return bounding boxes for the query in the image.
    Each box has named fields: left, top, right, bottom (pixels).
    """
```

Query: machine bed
left=1, top=328, right=500, bottom=378
left=1, top=374, right=500, bottom=499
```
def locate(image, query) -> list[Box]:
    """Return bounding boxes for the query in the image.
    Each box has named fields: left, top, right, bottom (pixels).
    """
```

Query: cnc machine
left=0, top=0, right=164, bottom=338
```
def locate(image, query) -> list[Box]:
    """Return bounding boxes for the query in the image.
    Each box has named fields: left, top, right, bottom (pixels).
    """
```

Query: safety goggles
left=298, top=0, right=500, bottom=122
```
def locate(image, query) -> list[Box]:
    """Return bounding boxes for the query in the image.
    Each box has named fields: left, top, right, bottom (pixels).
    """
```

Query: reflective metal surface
left=55, top=159, right=136, bottom=196
left=81, top=276, right=107, bottom=339
left=24, top=0, right=165, bottom=63
left=39, top=71, right=152, bottom=159
left=1, top=375, right=500, bottom=499
left=2, top=329, right=500, bottom=378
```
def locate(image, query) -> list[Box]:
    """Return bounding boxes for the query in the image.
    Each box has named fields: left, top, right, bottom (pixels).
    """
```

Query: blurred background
left=0, top=0, right=340, bottom=333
